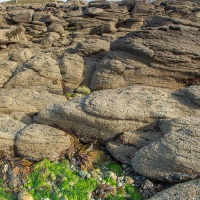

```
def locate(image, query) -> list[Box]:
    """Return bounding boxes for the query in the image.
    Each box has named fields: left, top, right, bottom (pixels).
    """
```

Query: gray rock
left=36, top=86, right=200, bottom=143
left=0, top=61, right=18, bottom=88
left=9, top=49, right=33, bottom=62
left=47, top=23, right=64, bottom=35
left=76, top=39, right=110, bottom=55
left=83, top=7, right=104, bottom=16
left=91, top=24, right=200, bottom=90
left=0, top=15, right=7, bottom=26
left=4, top=53, right=63, bottom=94
left=59, top=53, right=84, bottom=90
left=180, top=86, right=200, bottom=106
left=0, top=114, right=26, bottom=157
left=90, top=22, right=117, bottom=35
left=8, top=9, right=34, bottom=23
left=149, top=179, right=200, bottom=200
left=15, top=124, right=71, bottom=161
left=132, top=118, right=200, bottom=182
left=0, top=89, right=66, bottom=115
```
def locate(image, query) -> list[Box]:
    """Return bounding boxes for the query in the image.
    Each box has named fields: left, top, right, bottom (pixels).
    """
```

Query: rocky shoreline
left=0, top=0, right=200, bottom=199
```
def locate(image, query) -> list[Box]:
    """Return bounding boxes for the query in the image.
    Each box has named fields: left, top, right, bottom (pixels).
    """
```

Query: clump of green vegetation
left=66, top=86, right=91, bottom=100
left=103, top=176, right=117, bottom=186
left=23, top=159, right=143, bottom=200
left=106, top=163, right=123, bottom=176
left=76, top=85, right=91, bottom=95
left=125, top=184, right=143, bottom=200
left=0, top=178, right=16, bottom=200
left=25, top=159, right=98, bottom=200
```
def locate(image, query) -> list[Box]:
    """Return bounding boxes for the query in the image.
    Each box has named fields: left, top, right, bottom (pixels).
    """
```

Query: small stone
left=117, top=182, right=124, bottom=187
left=79, top=170, right=88, bottom=179
left=104, top=171, right=117, bottom=181
left=18, top=191, right=33, bottom=200
left=124, top=176, right=134, bottom=184
left=122, top=164, right=128, bottom=169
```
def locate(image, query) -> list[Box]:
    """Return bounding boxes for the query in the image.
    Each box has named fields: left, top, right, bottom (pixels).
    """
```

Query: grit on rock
left=0, top=0, right=200, bottom=199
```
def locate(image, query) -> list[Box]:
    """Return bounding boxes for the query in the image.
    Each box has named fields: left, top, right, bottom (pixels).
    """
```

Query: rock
left=0, top=114, right=26, bottom=157
left=147, top=15, right=200, bottom=28
left=18, top=190, right=34, bottom=200
left=47, top=23, right=64, bottom=35
left=107, top=129, right=163, bottom=164
left=59, top=53, right=84, bottom=90
left=36, top=86, right=200, bottom=143
left=76, top=39, right=110, bottom=55
left=0, top=15, right=7, bottom=26
left=15, top=124, right=71, bottom=161
left=91, top=25, right=200, bottom=90
left=83, top=7, right=104, bottom=16
left=0, top=61, right=18, bottom=88
left=9, top=48, right=33, bottom=62
left=132, top=118, right=200, bottom=182
left=90, top=22, right=117, bottom=35
left=40, top=34, right=54, bottom=47
left=4, top=53, right=63, bottom=94
left=0, top=89, right=66, bottom=115
left=32, top=11, right=47, bottom=21
left=8, top=9, right=34, bottom=23
left=180, top=86, right=200, bottom=106
left=149, top=179, right=200, bottom=200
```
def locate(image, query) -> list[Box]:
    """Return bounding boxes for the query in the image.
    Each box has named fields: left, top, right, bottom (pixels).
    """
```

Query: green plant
left=106, top=163, right=123, bottom=176
left=0, top=178, right=16, bottom=200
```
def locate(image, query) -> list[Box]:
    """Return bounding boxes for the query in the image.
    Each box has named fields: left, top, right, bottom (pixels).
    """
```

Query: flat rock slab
left=132, top=118, right=200, bottom=182
left=15, top=124, right=71, bottom=161
left=0, top=114, right=26, bottom=157
left=149, top=179, right=200, bottom=200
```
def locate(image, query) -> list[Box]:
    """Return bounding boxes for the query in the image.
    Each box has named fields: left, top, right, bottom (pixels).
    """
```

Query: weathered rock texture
left=15, top=124, right=71, bottom=161
left=90, top=25, right=200, bottom=90
left=132, top=118, right=200, bottom=182
left=0, top=114, right=26, bottom=157
left=4, top=53, right=63, bottom=94
left=36, top=86, right=200, bottom=143
left=149, top=179, right=200, bottom=200
left=0, top=89, right=66, bottom=115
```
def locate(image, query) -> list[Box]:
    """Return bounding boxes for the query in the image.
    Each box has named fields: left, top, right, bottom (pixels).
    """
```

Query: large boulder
left=4, top=53, right=63, bottom=94
left=0, top=114, right=26, bottom=157
left=8, top=9, right=34, bottom=23
left=90, top=25, right=200, bottom=90
left=132, top=118, right=200, bottom=182
left=15, top=124, right=71, bottom=161
left=36, top=86, right=200, bottom=143
left=149, top=179, right=200, bottom=200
